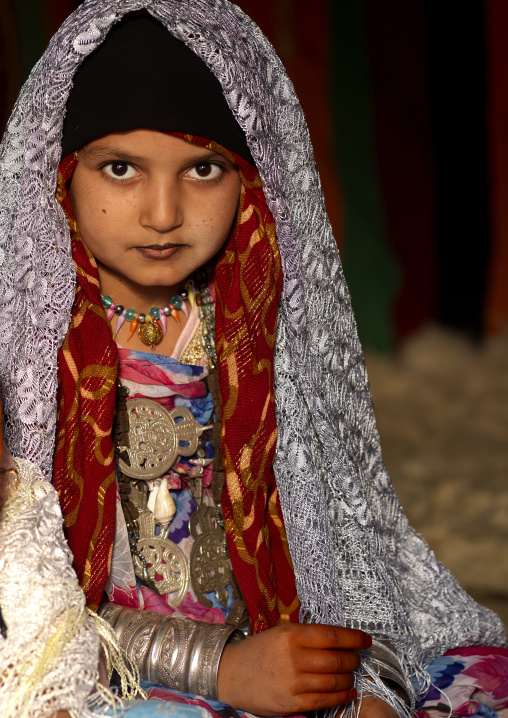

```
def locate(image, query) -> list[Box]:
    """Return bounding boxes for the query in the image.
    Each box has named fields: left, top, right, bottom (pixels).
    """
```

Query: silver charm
left=190, top=529, right=231, bottom=608
left=117, top=398, right=211, bottom=480
left=133, top=509, right=190, bottom=607
left=128, top=483, right=189, bottom=606
left=189, top=499, right=233, bottom=608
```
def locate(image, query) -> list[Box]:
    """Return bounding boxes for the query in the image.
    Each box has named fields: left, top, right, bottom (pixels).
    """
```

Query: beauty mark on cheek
left=102, top=209, right=107, bottom=214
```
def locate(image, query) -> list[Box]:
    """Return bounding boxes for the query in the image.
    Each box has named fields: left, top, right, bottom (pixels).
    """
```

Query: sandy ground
left=364, top=325, right=508, bottom=629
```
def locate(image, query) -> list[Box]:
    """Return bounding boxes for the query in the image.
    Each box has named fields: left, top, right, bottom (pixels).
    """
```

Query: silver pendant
left=189, top=499, right=233, bottom=608
left=190, top=527, right=231, bottom=608
left=133, top=508, right=190, bottom=607
left=117, top=398, right=211, bottom=480
left=128, top=483, right=189, bottom=606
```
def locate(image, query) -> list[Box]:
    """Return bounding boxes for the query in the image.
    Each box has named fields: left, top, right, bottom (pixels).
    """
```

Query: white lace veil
left=0, top=0, right=505, bottom=713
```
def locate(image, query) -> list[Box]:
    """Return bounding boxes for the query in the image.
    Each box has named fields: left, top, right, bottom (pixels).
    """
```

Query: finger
left=299, top=670, right=356, bottom=694
left=298, top=688, right=358, bottom=712
left=299, top=648, right=361, bottom=674
left=298, top=623, right=372, bottom=650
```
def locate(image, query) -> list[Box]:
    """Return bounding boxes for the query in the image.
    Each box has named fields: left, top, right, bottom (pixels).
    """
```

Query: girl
left=0, top=3, right=506, bottom=718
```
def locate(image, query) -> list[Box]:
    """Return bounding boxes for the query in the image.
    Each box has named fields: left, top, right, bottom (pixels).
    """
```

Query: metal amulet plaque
left=117, top=399, right=208, bottom=480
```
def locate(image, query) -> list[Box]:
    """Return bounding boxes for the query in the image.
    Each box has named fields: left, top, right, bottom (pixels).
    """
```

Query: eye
left=187, top=162, right=222, bottom=181
left=102, top=162, right=137, bottom=180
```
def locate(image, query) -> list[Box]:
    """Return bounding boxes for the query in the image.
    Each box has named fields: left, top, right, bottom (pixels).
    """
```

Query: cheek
left=70, top=176, right=97, bottom=229
left=216, top=180, right=241, bottom=236
left=70, top=177, right=117, bottom=243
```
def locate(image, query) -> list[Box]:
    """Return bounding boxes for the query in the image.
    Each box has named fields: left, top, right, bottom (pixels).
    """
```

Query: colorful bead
left=170, top=303, right=180, bottom=325
left=100, top=290, right=188, bottom=344
left=127, top=318, right=138, bottom=342
left=114, top=312, right=126, bottom=338
left=185, top=282, right=195, bottom=311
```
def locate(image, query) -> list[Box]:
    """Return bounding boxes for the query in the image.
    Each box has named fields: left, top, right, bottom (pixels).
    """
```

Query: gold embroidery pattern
left=180, top=320, right=207, bottom=365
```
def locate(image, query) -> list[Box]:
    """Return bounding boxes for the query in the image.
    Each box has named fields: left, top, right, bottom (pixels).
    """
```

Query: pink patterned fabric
left=417, top=647, right=508, bottom=718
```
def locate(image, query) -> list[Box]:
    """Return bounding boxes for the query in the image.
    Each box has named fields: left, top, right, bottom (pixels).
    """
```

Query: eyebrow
left=81, top=144, right=227, bottom=164
left=80, top=145, right=146, bottom=163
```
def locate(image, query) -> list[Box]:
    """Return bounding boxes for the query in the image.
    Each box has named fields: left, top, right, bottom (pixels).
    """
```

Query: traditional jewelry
left=113, top=268, right=248, bottom=627
left=101, top=286, right=192, bottom=349
left=193, top=269, right=217, bottom=369
left=98, top=603, right=244, bottom=700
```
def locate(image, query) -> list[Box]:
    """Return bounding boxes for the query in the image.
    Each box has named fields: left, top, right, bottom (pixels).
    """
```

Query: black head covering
left=62, top=13, right=253, bottom=163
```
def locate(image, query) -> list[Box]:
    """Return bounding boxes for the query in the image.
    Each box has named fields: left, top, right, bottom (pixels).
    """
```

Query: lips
left=136, top=244, right=183, bottom=260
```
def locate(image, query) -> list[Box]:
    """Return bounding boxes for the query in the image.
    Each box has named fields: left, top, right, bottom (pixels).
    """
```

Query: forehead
left=80, top=129, right=232, bottom=165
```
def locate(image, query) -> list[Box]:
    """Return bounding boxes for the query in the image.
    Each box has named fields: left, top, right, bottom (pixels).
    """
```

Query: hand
left=355, top=694, right=399, bottom=718
left=0, top=439, right=18, bottom=512
left=217, top=622, right=371, bottom=716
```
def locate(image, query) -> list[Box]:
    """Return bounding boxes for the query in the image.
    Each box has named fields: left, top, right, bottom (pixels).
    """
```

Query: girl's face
left=70, top=130, right=242, bottom=292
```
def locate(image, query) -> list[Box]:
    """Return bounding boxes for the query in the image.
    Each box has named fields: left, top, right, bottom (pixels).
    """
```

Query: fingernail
left=365, top=634, right=372, bottom=648
left=349, top=689, right=358, bottom=700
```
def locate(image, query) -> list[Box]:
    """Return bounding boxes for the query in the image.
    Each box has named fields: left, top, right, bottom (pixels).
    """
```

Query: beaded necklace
left=193, top=269, right=217, bottom=369
left=101, top=287, right=192, bottom=349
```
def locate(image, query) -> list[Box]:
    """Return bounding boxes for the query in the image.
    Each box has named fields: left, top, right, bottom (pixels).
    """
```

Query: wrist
left=217, top=637, right=244, bottom=706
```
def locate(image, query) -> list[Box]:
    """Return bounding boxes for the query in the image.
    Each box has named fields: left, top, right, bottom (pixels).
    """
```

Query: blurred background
left=1, top=0, right=507, bottom=624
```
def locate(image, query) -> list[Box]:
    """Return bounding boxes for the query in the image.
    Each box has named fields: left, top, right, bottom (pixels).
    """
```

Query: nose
left=139, top=178, right=183, bottom=233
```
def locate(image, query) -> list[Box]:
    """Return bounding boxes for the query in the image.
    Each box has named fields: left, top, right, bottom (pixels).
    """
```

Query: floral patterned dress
left=416, top=647, right=508, bottom=718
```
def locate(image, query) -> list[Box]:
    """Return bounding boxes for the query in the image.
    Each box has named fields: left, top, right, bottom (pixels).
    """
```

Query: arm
left=101, top=601, right=370, bottom=716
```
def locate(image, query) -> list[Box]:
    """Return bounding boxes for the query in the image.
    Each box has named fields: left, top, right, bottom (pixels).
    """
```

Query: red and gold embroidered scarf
left=53, top=153, right=118, bottom=611
left=54, top=137, right=300, bottom=626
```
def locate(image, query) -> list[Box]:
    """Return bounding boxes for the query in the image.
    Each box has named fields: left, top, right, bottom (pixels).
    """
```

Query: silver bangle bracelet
left=98, top=602, right=245, bottom=699
left=365, top=638, right=412, bottom=707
